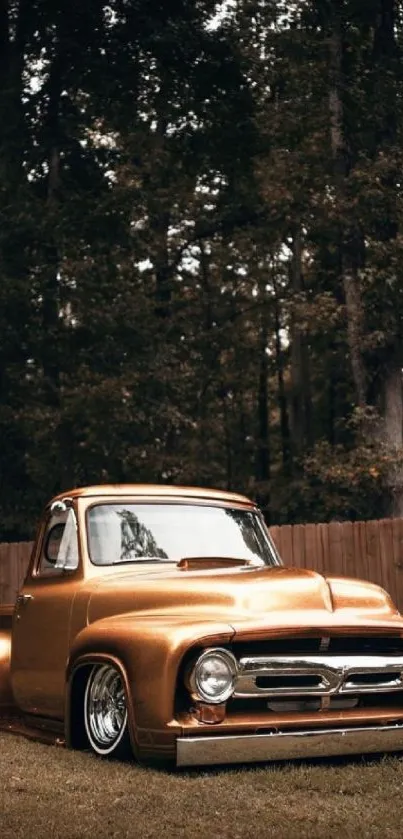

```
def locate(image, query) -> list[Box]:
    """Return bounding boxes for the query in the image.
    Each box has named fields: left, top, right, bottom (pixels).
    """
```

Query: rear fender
left=0, top=629, right=17, bottom=712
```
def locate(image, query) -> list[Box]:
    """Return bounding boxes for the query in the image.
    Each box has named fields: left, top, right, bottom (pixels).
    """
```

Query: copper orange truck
left=2, top=484, right=403, bottom=766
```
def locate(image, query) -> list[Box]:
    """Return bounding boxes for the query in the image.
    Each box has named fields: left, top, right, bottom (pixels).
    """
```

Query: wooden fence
left=0, top=542, right=34, bottom=607
left=1, top=518, right=403, bottom=609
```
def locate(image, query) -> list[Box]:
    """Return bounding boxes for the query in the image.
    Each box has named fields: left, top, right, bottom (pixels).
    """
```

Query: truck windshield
left=86, top=503, right=280, bottom=567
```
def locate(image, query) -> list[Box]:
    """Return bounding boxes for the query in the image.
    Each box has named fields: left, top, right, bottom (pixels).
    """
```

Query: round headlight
left=188, top=648, right=237, bottom=704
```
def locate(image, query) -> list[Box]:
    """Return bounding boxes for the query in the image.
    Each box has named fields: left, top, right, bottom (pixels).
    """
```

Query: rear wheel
left=84, top=663, right=131, bottom=758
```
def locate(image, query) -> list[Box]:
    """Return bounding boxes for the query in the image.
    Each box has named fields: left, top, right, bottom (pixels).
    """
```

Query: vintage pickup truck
left=1, top=483, right=403, bottom=767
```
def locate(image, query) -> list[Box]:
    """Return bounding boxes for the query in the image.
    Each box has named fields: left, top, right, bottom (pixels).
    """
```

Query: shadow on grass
left=146, top=748, right=403, bottom=778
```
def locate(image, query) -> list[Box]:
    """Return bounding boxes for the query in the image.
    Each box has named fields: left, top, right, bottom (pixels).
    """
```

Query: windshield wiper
left=115, top=557, right=173, bottom=564
left=178, top=555, right=256, bottom=563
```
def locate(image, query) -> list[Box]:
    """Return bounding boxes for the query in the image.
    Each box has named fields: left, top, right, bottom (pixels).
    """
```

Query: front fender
left=66, top=614, right=234, bottom=749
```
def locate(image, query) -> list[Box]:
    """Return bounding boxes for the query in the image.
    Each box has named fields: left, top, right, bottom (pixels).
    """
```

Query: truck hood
left=86, top=562, right=403, bottom=636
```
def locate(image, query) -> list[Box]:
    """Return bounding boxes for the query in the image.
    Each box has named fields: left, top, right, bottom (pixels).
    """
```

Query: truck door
left=11, top=507, right=80, bottom=719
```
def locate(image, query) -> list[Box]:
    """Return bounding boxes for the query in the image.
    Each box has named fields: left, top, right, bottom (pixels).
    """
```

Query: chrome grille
left=233, top=636, right=403, bottom=657
left=234, top=654, right=403, bottom=698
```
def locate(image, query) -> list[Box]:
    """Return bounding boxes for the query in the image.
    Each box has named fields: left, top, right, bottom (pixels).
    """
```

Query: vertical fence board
left=278, top=525, right=293, bottom=566
left=291, top=524, right=305, bottom=569
left=327, top=523, right=343, bottom=576
left=18, top=542, right=30, bottom=595
left=314, top=524, right=325, bottom=575
left=379, top=524, right=391, bottom=597
left=342, top=521, right=354, bottom=578
left=366, top=519, right=381, bottom=588
left=319, top=522, right=331, bottom=576
left=10, top=543, right=18, bottom=604
left=359, top=522, right=370, bottom=581
left=392, top=519, right=403, bottom=613
left=269, top=526, right=281, bottom=557
left=0, top=544, right=7, bottom=604
left=304, top=525, right=317, bottom=573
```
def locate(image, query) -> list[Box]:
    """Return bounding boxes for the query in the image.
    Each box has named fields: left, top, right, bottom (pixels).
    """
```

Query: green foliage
left=1, top=2, right=403, bottom=539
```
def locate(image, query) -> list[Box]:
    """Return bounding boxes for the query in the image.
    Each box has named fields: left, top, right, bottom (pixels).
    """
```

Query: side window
left=38, top=509, right=79, bottom=576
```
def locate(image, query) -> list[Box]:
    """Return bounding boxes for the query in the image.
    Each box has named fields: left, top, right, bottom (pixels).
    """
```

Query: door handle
left=17, top=593, right=34, bottom=606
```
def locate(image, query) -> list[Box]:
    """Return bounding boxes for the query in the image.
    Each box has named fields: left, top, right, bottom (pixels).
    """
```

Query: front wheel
left=84, top=663, right=131, bottom=758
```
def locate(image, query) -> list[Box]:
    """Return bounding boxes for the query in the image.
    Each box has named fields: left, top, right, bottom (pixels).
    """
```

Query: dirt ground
left=1, top=732, right=403, bottom=838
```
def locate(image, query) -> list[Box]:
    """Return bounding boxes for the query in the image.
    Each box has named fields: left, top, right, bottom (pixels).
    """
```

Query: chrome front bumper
left=176, top=724, right=403, bottom=767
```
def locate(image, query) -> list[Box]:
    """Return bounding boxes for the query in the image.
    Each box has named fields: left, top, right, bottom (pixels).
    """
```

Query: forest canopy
left=1, top=1, right=403, bottom=540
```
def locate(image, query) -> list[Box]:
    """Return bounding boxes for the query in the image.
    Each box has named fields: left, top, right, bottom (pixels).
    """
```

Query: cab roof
left=51, top=484, right=255, bottom=507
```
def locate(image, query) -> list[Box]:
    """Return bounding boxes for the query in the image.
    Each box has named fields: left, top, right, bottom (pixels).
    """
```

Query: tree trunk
left=273, top=271, right=291, bottom=472
left=222, top=393, right=234, bottom=490
left=0, top=0, right=31, bottom=407
left=255, top=283, right=270, bottom=514
left=328, top=6, right=368, bottom=408
left=147, top=77, right=172, bottom=318
left=328, top=1, right=403, bottom=514
left=0, top=0, right=30, bottom=182
left=289, top=230, right=312, bottom=452
left=382, top=363, right=403, bottom=516
left=41, top=50, right=64, bottom=406
left=370, top=1, right=403, bottom=514
left=152, top=206, right=171, bottom=317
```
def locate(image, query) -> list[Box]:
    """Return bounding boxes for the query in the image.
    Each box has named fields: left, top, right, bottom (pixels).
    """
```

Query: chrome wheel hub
left=86, top=665, right=127, bottom=747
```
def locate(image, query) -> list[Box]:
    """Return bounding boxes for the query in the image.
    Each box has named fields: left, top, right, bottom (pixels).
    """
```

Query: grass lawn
left=1, top=732, right=403, bottom=838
